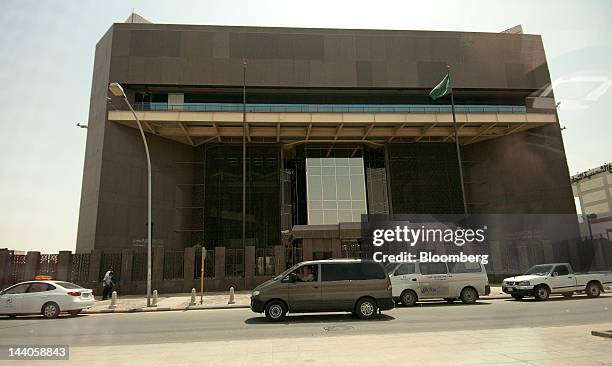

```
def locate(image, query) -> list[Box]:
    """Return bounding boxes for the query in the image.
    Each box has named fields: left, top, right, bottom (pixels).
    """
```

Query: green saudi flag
left=429, top=72, right=451, bottom=100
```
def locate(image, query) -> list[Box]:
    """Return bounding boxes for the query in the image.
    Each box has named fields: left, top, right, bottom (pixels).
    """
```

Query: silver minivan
left=250, top=259, right=394, bottom=321
left=386, top=261, right=490, bottom=306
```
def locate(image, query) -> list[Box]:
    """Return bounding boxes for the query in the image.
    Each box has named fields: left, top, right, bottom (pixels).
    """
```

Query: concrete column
left=244, top=246, right=255, bottom=289
left=24, top=251, right=41, bottom=280
left=152, top=246, right=164, bottom=290
left=183, top=247, right=195, bottom=291
left=273, top=245, right=286, bottom=275
left=302, top=239, right=313, bottom=261
left=56, top=251, right=72, bottom=281
left=88, top=250, right=102, bottom=282
left=214, top=247, right=225, bottom=280
left=0, top=249, right=9, bottom=285
left=120, top=249, right=133, bottom=292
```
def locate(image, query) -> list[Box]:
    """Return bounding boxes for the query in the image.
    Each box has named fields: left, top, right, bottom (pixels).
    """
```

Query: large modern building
left=76, top=17, right=579, bottom=274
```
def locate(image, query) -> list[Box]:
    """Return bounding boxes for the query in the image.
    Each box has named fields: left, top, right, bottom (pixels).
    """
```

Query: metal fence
left=163, top=251, right=184, bottom=279
left=225, top=248, right=244, bottom=277
left=38, top=254, right=58, bottom=278
left=100, top=252, right=122, bottom=281
left=131, top=251, right=147, bottom=281
left=8, top=253, right=26, bottom=285
left=70, top=253, right=90, bottom=282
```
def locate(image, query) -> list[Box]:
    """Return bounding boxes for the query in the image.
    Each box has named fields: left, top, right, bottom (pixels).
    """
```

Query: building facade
left=76, top=19, right=583, bottom=282
left=572, top=163, right=612, bottom=239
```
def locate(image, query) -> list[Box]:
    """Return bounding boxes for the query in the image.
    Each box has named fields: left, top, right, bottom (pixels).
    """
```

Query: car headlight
left=518, top=281, right=530, bottom=286
left=252, top=290, right=260, bottom=296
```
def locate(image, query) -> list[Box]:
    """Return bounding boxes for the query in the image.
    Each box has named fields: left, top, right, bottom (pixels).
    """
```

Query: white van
left=386, top=261, right=490, bottom=306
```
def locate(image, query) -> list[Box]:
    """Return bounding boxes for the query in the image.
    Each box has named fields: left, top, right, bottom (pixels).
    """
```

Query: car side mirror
left=552, top=272, right=558, bottom=277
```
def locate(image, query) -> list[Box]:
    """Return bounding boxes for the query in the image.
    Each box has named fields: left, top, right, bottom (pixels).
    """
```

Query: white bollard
left=109, top=291, right=117, bottom=309
left=189, top=288, right=197, bottom=306
left=228, top=286, right=235, bottom=304
left=152, top=290, right=158, bottom=307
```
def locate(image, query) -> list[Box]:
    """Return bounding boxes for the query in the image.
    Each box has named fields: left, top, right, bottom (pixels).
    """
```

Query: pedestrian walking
left=102, top=267, right=114, bottom=300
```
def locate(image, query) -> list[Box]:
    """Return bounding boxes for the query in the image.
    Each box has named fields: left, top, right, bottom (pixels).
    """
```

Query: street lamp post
left=242, top=60, right=247, bottom=249
left=108, top=82, right=153, bottom=307
left=586, top=213, right=598, bottom=241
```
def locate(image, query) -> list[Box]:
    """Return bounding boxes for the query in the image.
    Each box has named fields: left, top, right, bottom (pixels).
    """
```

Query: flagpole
left=447, top=66, right=469, bottom=216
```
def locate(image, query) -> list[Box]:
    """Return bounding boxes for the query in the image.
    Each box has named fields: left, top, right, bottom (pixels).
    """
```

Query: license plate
left=507, top=287, right=514, bottom=292
left=82, top=293, right=90, bottom=298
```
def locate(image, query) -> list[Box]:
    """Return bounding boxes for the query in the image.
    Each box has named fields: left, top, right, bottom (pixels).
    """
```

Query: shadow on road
left=0, top=314, right=88, bottom=321
left=504, top=294, right=609, bottom=303
left=245, top=313, right=394, bottom=325
left=396, top=301, right=491, bottom=308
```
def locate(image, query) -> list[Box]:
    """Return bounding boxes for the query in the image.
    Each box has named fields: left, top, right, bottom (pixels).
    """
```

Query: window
left=55, top=282, right=82, bottom=289
left=419, top=262, right=448, bottom=275
left=396, top=263, right=416, bottom=275
left=3, top=283, right=30, bottom=294
left=553, top=265, right=570, bottom=276
left=449, top=262, right=482, bottom=274
left=306, top=157, right=367, bottom=224
left=27, top=283, right=55, bottom=293
left=322, top=264, right=351, bottom=281
left=356, top=262, right=386, bottom=280
left=293, top=265, right=318, bottom=282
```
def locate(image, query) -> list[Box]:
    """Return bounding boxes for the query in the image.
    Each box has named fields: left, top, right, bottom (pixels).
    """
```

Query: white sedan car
left=0, top=280, right=94, bottom=318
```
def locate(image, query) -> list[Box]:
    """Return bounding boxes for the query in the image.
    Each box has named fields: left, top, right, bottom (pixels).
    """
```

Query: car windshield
left=524, top=265, right=554, bottom=276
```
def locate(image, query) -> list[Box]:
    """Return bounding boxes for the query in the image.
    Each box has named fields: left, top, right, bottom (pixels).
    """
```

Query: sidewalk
left=84, top=286, right=514, bottom=314
left=64, top=323, right=612, bottom=365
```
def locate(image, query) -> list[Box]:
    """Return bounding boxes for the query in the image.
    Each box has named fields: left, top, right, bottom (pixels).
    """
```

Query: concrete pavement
left=61, top=323, right=612, bottom=366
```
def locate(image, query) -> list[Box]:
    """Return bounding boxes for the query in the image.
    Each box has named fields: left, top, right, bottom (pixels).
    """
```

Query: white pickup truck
left=502, top=263, right=612, bottom=301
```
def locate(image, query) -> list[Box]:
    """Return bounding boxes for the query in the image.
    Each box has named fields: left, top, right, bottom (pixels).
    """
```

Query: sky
left=0, top=0, right=611, bottom=253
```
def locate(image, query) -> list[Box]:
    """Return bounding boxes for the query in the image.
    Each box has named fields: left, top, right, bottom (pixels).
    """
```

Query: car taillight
left=67, top=292, right=81, bottom=296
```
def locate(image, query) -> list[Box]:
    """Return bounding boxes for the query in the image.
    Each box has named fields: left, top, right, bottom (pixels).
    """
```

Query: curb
left=82, top=304, right=250, bottom=314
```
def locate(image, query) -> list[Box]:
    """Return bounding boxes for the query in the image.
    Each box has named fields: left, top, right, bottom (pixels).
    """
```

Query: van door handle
left=312, top=286, right=319, bottom=289
left=411, top=278, right=417, bottom=281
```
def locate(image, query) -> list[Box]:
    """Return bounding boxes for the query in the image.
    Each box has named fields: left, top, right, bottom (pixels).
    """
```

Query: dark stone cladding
left=76, top=23, right=576, bottom=253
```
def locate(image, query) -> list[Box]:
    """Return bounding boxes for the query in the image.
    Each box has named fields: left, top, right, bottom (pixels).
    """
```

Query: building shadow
left=245, top=313, right=394, bottom=325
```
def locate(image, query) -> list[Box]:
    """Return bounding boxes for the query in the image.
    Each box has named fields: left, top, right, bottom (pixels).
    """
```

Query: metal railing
left=134, top=102, right=527, bottom=114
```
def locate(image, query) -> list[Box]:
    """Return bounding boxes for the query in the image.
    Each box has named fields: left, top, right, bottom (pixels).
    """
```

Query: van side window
left=396, top=263, right=415, bottom=275
left=553, top=265, right=569, bottom=276
left=419, top=262, right=448, bottom=275
left=354, top=262, right=386, bottom=280
left=321, top=264, right=351, bottom=281
left=449, top=262, right=482, bottom=274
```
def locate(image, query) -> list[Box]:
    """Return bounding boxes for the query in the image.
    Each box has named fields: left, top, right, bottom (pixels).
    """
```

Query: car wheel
left=562, top=292, right=573, bottom=298
left=355, top=298, right=378, bottom=319
left=264, top=300, right=287, bottom=322
left=42, top=302, right=60, bottom=319
left=444, top=298, right=455, bottom=303
left=400, top=290, right=418, bottom=307
left=511, top=294, right=523, bottom=300
left=69, top=310, right=82, bottom=317
left=534, top=285, right=550, bottom=301
left=585, top=282, right=601, bottom=298
left=460, top=287, right=478, bottom=304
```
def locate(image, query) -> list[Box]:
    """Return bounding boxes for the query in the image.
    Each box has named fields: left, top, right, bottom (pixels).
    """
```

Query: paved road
left=1, top=295, right=610, bottom=347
